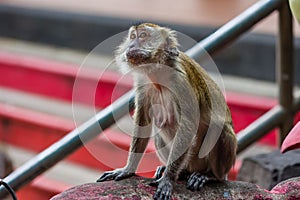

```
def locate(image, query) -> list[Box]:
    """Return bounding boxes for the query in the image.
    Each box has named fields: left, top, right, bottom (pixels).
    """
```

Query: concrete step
left=3, top=143, right=102, bottom=186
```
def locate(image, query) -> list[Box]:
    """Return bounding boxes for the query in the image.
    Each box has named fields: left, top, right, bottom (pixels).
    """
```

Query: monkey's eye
left=130, top=33, right=136, bottom=40
left=139, top=32, right=147, bottom=39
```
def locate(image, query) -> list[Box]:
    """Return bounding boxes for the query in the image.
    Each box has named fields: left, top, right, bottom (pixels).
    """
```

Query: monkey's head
left=115, top=23, right=179, bottom=73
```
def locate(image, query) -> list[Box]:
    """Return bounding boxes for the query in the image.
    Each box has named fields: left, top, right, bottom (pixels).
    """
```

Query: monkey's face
left=125, top=24, right=161, bottom=66
left=125, top=29, right=149, bottom=65
left=116, top=23, right=179, bottom=74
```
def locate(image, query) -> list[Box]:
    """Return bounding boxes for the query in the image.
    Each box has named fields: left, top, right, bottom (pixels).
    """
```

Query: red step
left=0, top=51, right=282, bottom=146
left=0, top=102, right=160, bottom=175
left=16, top=176, right=70, bottom=200
left=0, top=51, right=132, bottom=108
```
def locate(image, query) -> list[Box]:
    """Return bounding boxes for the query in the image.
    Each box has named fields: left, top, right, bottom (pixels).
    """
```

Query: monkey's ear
left=160, top=28, right=179, bottom=58
left=165, top=46, right=179, bottom=58
left=165, top=37, right=179, bottom=58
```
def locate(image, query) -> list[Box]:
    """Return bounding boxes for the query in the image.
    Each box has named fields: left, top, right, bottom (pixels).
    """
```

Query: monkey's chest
left=149, top=90, right=177, bottom=129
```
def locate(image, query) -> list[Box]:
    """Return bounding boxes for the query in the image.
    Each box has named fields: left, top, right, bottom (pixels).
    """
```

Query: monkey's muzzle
left=126, top=49, right=151, bottom=65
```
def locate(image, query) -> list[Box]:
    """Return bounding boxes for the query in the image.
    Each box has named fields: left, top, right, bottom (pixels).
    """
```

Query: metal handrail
left=0, top=0, right=298, bottom=197
left=186, top=0, right=282, bottom=59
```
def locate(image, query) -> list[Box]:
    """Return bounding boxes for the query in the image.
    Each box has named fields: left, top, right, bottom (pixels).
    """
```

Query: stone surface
left=237, top=149, right=300, bottom=190
left=51, top=176, right=300, bottom=200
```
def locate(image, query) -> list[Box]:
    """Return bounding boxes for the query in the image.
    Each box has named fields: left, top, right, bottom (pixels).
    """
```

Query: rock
left=50, top=176, right=300, bottom=200
left=237, top=150, right=300, bottom=190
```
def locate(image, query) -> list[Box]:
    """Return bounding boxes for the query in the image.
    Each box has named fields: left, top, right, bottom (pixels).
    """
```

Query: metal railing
left=1, top=0, right=299, bottom=197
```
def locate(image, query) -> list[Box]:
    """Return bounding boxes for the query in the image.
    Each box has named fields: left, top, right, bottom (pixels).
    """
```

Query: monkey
left=97, top=23, right=237, bottom=200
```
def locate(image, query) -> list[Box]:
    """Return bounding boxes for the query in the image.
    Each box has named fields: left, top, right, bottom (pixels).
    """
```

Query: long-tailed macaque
left=97, top=23, right=237, bottom=200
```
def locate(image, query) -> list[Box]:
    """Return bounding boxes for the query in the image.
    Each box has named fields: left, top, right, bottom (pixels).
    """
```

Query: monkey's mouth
left=126, top=49, right=151, bottom=65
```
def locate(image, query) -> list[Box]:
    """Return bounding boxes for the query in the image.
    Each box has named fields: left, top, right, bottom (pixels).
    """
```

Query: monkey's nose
left=128, top=41, right=140, bottom=50
left=128, top=44, right=135, bottom=50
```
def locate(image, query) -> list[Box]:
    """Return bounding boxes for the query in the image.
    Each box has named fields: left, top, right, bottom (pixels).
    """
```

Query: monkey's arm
left=152, top=87, right=200, bottom=199
left=97, top=96, right=152, bottom=182
left=152, top=117, right=196, bottom=200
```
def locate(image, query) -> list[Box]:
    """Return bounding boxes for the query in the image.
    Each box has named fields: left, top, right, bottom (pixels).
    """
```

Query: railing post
left=277, top=0, right=294, bottom=145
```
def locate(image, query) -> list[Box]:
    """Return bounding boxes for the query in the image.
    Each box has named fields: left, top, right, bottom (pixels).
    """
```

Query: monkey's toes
left=97, top=170, right=135, bottom=182
left=186, top=172, right=208, bottom=191
left=115, top=171, right=135, bottom=181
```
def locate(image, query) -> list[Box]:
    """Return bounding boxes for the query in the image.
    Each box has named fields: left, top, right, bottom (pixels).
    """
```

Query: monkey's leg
left=154, top=165, right=165, bottom=180
left=153, top=83, right=199, bottom=199
left=153, top=130, right=194, bottom=200
left=151, top=132, right=168, bottom=181
left=187, top=127, right=236, bottom=191
left=208, top=126, right=237, bottom=181
left=153, top=166, right=188, bottom=181
left=152, top=164, right=178, bottom=200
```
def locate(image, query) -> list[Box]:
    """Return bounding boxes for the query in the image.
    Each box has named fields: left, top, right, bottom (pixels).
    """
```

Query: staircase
left=0, top=39, right=290, bottom=199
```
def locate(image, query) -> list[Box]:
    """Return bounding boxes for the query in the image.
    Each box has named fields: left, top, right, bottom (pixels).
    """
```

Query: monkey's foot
left=186, top=172, right=215, bottom=191
left=154, top=166, right=165, bottom=180
left=151, top=177, right=173, bottom=200
left=96, top=169, right=135, bottom=182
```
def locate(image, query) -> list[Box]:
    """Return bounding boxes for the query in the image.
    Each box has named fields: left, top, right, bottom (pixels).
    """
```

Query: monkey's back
left=177, top=51, right=233, bottom=127
left=177, top=52, right=237, bottom=178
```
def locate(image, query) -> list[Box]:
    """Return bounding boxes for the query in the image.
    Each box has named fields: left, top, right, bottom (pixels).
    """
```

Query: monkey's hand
left=150, top=177, right=173, bottom=200
left=96, top=168, right=135, bottom=182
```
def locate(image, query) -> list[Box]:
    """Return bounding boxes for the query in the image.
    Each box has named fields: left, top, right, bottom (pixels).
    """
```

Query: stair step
left=5, top=144, right=100, bottom=186
left=0, top=51, right=133, bottom=108
left=4, top=144, right=101, bottom=199
left=0, top=86, right=91, bottom=123
left=0, top=100, right=160, bottom=174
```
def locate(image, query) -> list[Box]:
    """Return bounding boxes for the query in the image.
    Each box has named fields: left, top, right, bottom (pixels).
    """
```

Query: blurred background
left=0, top=0, right=300, bottom=83
left=0, top=0, right=300, bottom=199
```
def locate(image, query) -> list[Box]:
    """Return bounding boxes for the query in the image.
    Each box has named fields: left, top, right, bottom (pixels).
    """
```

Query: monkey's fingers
left=97, top=171, right=118, bottom=182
